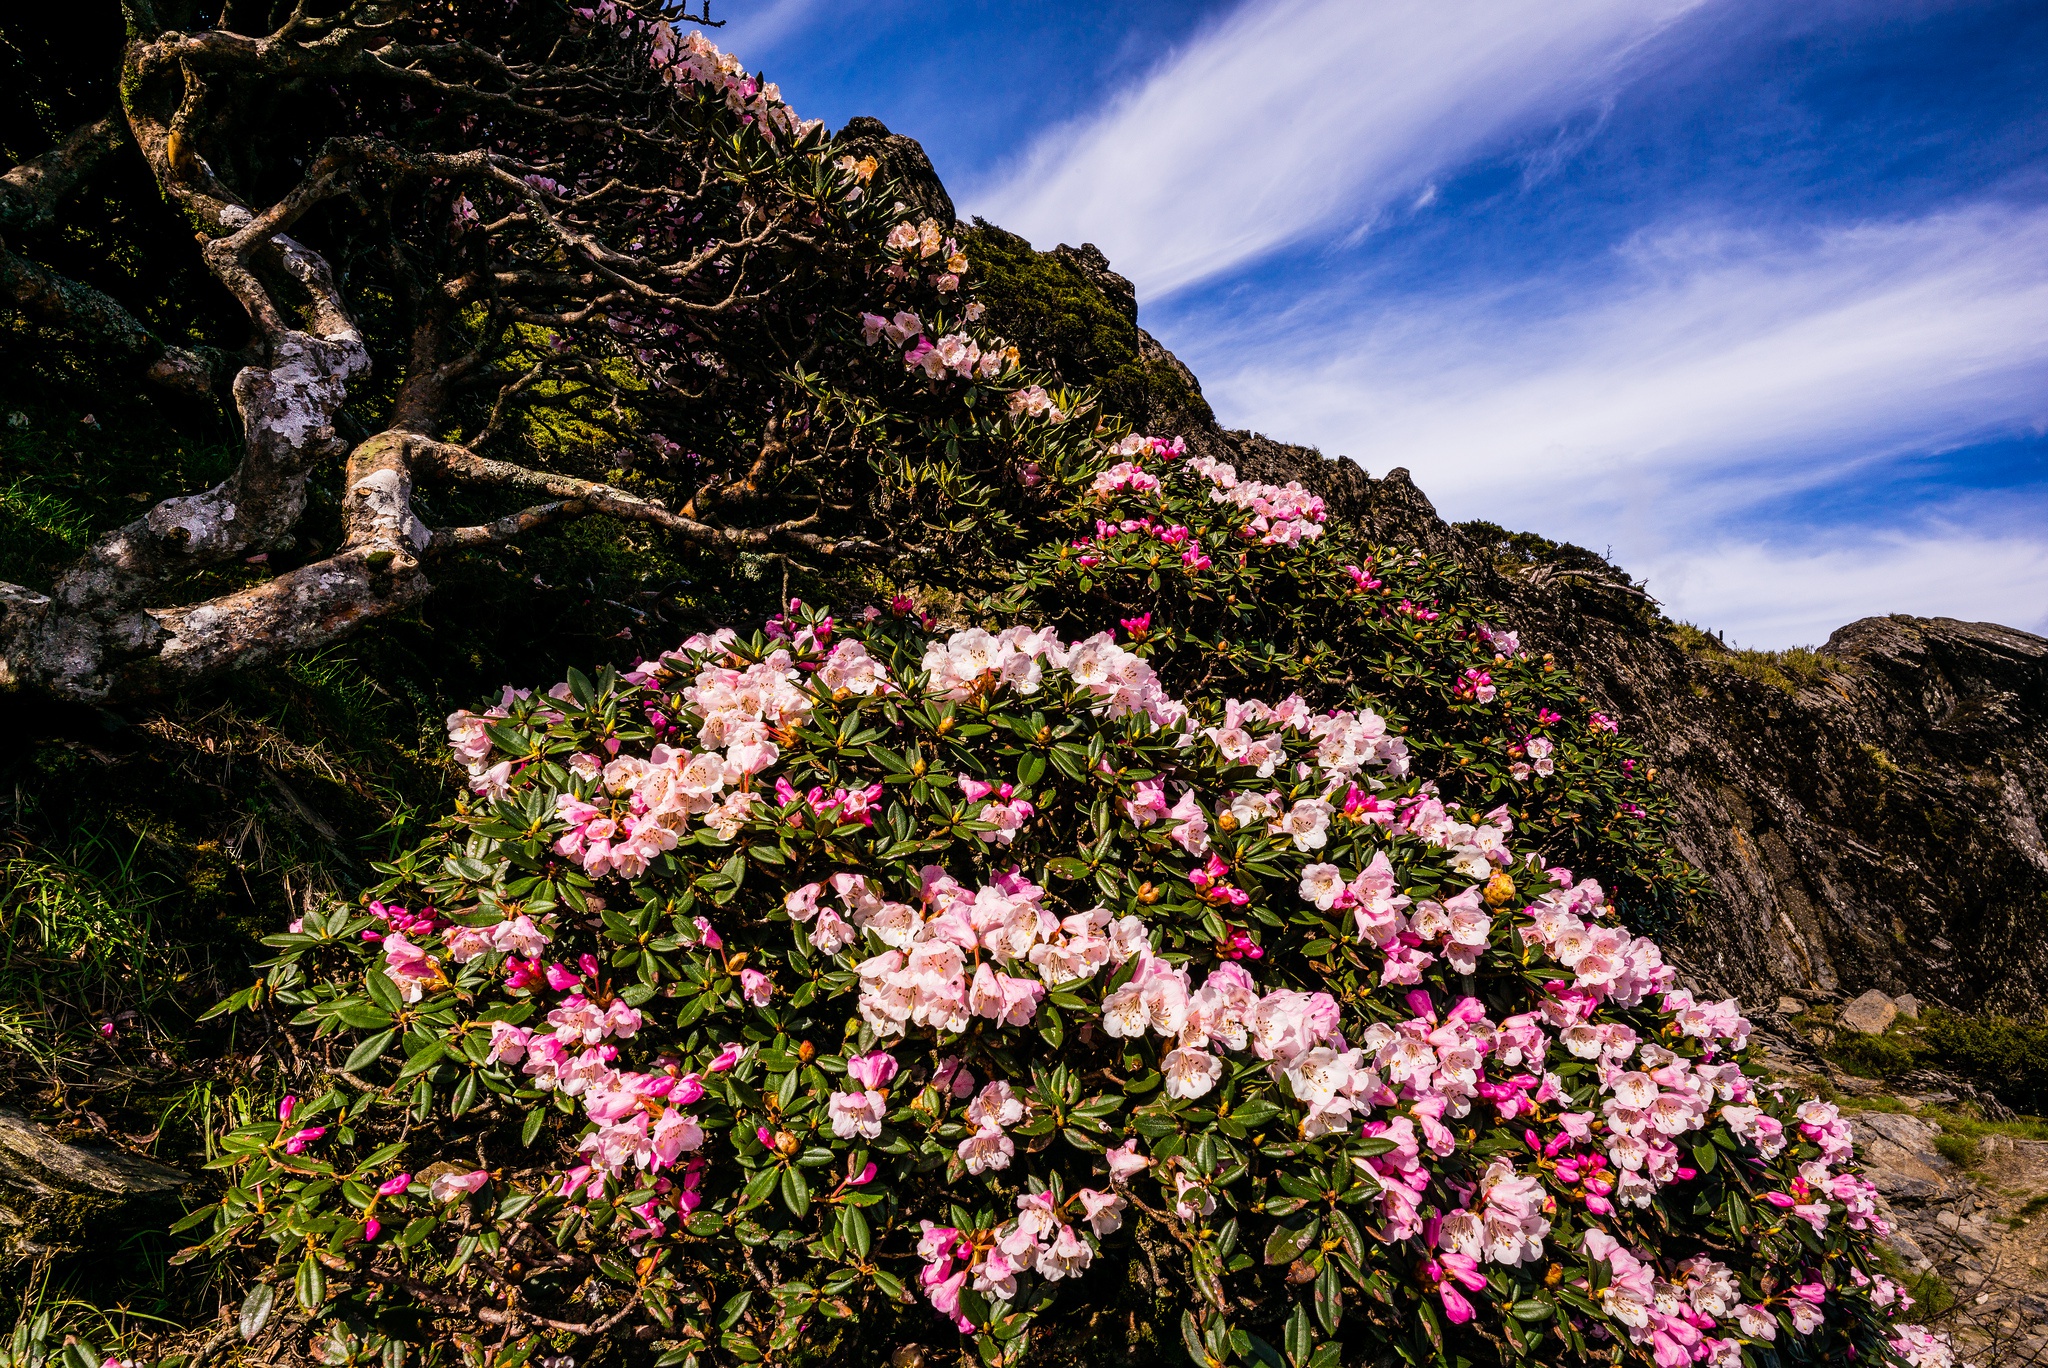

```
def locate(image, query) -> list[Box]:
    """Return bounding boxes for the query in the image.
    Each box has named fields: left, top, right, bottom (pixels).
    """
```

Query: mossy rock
left=0, top=1108, right=186, bottom=1268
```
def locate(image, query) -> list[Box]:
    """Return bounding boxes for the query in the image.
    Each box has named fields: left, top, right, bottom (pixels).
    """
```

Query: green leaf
left=344, top=1030, right=395, bottom=1073
left=1263, top=1217, right=1320, bottom=1266
left=362, top=970, right=404, bottom=1014
left=1511, top=1299, right=1555, bottom=1323
left=779, top=1165, right=811, bottom=1217
left=1313, top=1258, right=1342, bottom=1334
left=521, top=1107, right=547, bottom=1146
left=1039, top=1003, right=1065, bottom=1049
left=238, top=1284, right=276, bottom=1341
left=838, top=1203, right=872, bottom=1259
left=1284, top=1302, right=1313, bottom=1367
left=294, top=1254, right=327, bottom=1311
left=1227, top=1098, right=1279, bottom=1128
left=395, top=1215, right=438, bottom=1248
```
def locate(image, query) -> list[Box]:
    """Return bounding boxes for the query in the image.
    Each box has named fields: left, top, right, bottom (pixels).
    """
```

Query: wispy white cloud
left=1640, top=532, right=2048, bottom=648
left=705, top=0, right=823, bottom=66
left=1188, top=203, right=2048, bottom=555
left=969, top=0, right=1708, bottom=295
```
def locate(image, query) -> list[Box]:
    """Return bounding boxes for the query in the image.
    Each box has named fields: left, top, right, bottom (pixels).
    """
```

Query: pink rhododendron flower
left=431, top=1170, right=491, bottom=1203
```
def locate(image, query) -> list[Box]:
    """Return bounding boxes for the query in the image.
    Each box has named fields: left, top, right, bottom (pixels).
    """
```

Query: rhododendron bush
left=195, top=587, right=1953, bottom=1368
left=987, top=436, right=1704, bottom=933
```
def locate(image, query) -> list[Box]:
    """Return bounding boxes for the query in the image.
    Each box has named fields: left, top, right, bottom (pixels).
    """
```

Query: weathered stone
left=834, top=117, right=955, bottom=226
left=1895, top=993, right=1922, bottom=1019
left=1777, top=996, right=1807, bottom=1016
left=0, top=1109, right=186, bottom=1261
left=1841, top=989, right=1900, bottom=1035
left=1850, top=1112, right=1955, bottom=1202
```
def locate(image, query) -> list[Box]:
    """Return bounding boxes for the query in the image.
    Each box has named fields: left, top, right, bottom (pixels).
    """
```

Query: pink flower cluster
left=1122, top=779, right=1210, bottom=854
left=1476, top=622, right=1522, bottom=655
left=1454, top=668, right=1496, bottom=703
left=1508, top=734, right=1555, bottom=782
left=916, top=1183, right=1129, bottom=1325
left=774, top=776, right=885, bottom=830
left=1006, top=385, right=1065, bottom=422
left=882, top=217, right=970, bottom=291
left=486, top=986, right=732, bottom=1204
left=1090, top=461, right=1160, bottom=496
left=1185, top=457, right=1327, bottom=546
left=1071, top=515, right=1206, bottom=572
left=605, top=23, right=819, bottom=146
left=903, top=332, right=1010, bottom=382
left=920, top=626, right=1186, bottom=729
left=957, top=774, right=1034, bottom=844
left=1198, top=694, right=1410, bottom=785
left=827, top=1050, right=898, bottom=1139
left=826, top=868, right=1137, bottom=1037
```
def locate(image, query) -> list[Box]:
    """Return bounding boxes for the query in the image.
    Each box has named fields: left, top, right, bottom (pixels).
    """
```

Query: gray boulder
left=1840, top=989, right=1899, bottom=1035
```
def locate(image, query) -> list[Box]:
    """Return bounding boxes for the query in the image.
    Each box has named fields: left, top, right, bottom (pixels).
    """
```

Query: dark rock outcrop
left=836, top=117, right=957, bottom=227
left=1262, top=458, right=2048, bottom=1015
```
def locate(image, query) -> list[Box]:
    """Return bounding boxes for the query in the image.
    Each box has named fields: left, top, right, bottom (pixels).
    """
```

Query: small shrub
left=1919, top=1010, right=2048, bottom=1114
left=1826, top=1031, right=1922, bottom=1081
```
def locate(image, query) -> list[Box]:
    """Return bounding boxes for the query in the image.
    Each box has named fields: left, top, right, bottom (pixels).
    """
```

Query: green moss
left=960, top=220, right=1212, bottom=433
left=1666, top=621, right=1843, bottom=695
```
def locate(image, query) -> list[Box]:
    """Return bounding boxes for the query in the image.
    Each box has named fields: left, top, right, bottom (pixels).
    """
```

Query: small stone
left=1840, top=989, right=1898, bottom=1035
left=1776, top=996, right=1807, bottom=1017
left=1895, top=994, right=1922, bottom=1020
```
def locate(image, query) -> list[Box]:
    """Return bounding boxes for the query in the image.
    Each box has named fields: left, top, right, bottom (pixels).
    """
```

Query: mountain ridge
left=858, top=116, right=2048, bottom=1016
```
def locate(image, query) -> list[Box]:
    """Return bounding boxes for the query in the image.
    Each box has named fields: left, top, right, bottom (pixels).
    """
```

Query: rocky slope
left=857, top=116, right=2048, bottom=1021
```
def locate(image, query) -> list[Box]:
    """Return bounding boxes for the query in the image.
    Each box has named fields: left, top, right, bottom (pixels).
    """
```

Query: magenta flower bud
left=577, top=952, right=602, bottom=980
left=377, top=1173, right=412, bottom=1196
left=278, top=1094, right=299, bottom=1123
left=283, top=1126, right=326, bottom=1155
left=363, top=1218, right=381, bottom=1243
left=847, top=1162, right=877, bottom=1187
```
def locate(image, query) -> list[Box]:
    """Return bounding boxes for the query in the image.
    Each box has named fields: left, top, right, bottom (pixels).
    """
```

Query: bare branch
left=0, top=239, right=240, bottom=399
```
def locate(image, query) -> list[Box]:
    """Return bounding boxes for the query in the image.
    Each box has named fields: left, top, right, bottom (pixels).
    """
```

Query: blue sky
left=714, top=0, right=2047, bottom=647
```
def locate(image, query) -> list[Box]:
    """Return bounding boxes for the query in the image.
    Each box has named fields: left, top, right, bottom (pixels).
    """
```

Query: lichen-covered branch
left=0, top=113, right=126, bottom=232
